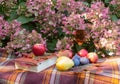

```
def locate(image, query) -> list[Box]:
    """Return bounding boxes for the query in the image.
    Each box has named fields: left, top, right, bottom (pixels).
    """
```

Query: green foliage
left=17, top=0, right=27, bottom=3
left=16, top=16, right=34, bottom=24
left=47, top=40, right=57, bottom=52
left=109, top=4, right=120, bottom=19
left=72, top=39, right=96, bottom=53
left=7, top=11, right=18, bottom=21
left=0, top=3, right=8, bottom=17
left=0, top=36, right=10, bottom=47
left=110, top=14, right=118, bottom=21
left=22, top=22, right=37, bottom=31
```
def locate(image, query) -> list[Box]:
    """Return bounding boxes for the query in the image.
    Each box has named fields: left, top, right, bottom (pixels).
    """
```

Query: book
left=15, top=53, right=57, bottom=72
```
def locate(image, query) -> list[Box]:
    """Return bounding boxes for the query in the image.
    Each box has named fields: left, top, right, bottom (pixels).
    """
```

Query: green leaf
left=18, top=2, right=26, bottom=8
left=110, top=15, right=118, bottom=21
left=0, top=4, right=8, bottom=15
left=17, top=16, right=34, bottom=24
left=56, top=28, right=65, bottom=39
left=52, top=0, right=57, bottom=5
left=72, top=41, right=83, bottom=53
left=84, top=2, right=90, bottom=7
left=17, top=0, right=26, bottom=3
left=0, top=5, right=3, bottom=14
left=104, top=0, right=110, bottom=3
left=1, top=36, right=10, bottom=47
left=7, top=11, right=18, bottom=21
left=22, top=22, right=36, bottom=31
left=47, top=40, right=57, bottom=52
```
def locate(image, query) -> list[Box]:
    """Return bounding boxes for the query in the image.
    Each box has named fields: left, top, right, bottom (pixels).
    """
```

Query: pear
left=56, top=56, right=70, bottom=63
left=56, top=56, right=74, bottom=71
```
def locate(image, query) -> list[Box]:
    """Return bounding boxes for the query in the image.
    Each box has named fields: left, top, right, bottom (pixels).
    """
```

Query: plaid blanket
left=0, top=51, right=120, bottom=84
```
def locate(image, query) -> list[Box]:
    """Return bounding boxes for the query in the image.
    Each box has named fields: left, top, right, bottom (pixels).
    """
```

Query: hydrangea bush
left=0, top=0, right=120, bottom=57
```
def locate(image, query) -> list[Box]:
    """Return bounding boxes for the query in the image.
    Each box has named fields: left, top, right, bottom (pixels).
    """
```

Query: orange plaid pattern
left=0, top=51, right=120, bottom=84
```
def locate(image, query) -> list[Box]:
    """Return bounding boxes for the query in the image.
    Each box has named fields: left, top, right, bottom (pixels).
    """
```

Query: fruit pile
left=73, top=49, right=98, bottom=66
left=31, top=43, right=99, bottom=71
left=56, top=49, right=99, bottom=71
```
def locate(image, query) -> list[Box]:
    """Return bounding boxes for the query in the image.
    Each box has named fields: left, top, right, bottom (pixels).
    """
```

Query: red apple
left=57, top=50, right=73, bottom=59
left=32, top=44, right=46, bottom=56
left=78, top=49, right=88, bottom=57
left=87, top=52, right=98, bottom=63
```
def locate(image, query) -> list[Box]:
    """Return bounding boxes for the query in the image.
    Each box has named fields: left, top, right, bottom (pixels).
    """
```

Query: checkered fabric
left=0, top=51, right=120, bottom=84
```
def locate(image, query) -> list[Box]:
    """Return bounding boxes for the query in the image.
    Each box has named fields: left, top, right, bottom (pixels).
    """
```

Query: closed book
left=15, top=54, right=57, bottom=72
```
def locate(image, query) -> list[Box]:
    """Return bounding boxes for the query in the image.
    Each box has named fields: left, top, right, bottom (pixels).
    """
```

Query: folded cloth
left=0, top=53, right=120, bottom=84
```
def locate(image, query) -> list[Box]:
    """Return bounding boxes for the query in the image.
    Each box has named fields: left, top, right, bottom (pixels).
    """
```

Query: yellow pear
left=56, top=56, right=70, bottom=62
left=56, top=56, right=74, bottom=71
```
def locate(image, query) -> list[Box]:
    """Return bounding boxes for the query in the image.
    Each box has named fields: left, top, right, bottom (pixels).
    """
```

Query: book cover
left=15, top=53, right=57, bottom=72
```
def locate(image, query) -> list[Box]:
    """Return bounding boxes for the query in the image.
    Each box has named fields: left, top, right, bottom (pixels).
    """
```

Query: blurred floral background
left=0, top=0, right=120, bottom=57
